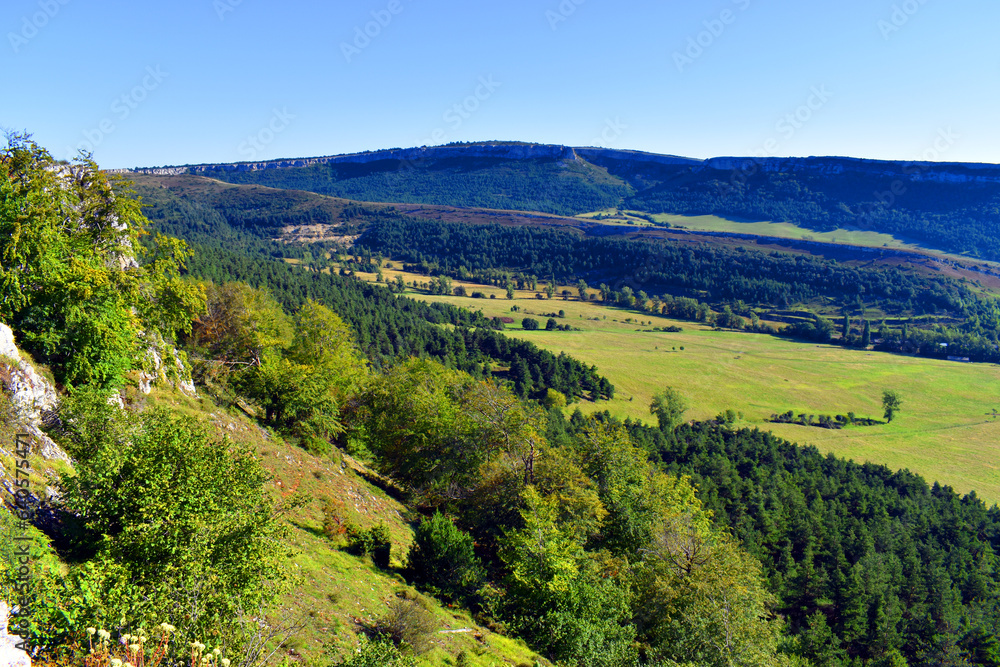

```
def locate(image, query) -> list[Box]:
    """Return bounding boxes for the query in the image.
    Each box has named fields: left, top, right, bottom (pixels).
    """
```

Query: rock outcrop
left=0, top=600, right=31, bottom=667
left=112, top=142, right=581, bottom=176
left=136, top=330, right=197, bottom=396
left=110, top=142, right=1000, bottom=185
left=698, top=155, right=1000, bottom=184
left=0, top=324, right=66, bottom=464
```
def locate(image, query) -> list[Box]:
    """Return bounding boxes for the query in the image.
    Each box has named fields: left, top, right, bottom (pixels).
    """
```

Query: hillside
left=5, top=136, right=1000, bottom=667
left=119, top=142, right=1000, bottom=262
left=357, top=268, right=1000, bottom=502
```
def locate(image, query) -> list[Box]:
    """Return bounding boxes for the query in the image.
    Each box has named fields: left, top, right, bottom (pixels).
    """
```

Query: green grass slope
left=1, top=383, right=549, bottom=667
left=356, top=266, right=1000, bottom=504
left=147, top=389, right=553, bottom=666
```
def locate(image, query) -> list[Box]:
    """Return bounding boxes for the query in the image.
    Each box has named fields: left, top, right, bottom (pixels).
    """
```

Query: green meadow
left=577, top=208, right=1000, bottom=268
left=360, top=265, right=1000, bottom=504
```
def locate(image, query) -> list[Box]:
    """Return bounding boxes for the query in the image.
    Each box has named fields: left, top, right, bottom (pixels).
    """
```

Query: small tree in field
left=650, top=387, right=687, bottom=431
left=882, top=390, right=902, bottom=422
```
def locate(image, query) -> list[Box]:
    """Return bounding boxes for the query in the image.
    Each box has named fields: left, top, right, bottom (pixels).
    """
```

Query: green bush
left=370, top=597, right=436, bottom=655
left=53, top=395, right=288, bottom=653
left=405, top=512, right=485, bottom=603
left=348, top=522, right=392, bottom=569
left=521, top=318, right=539, bottom=330
left=335, top=636, right=417, bottom=667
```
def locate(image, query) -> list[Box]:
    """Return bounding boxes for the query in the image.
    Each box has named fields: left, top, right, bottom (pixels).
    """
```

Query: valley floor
left=355, top=265, right=1000, bottom=505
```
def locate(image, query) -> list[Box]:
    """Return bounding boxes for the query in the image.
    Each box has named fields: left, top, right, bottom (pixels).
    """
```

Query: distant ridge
left=112, top=141, right=1000, bottom=183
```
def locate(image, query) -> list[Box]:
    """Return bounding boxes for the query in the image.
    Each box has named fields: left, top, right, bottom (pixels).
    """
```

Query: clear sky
left=2, top=0, right=997, bottom=168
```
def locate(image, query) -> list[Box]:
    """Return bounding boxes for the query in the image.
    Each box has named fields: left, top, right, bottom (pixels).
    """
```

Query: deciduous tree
left=882, top=389, right=902, bottom=422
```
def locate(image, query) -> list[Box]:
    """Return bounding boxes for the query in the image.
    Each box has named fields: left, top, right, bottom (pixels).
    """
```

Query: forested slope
left=193, top=155, right=631, bottom=216
left=5, top=136, right=1000, bottom=666
left=129, top=142, right=1000, bottom=262
left=609, top=416, right=1000, bottom=665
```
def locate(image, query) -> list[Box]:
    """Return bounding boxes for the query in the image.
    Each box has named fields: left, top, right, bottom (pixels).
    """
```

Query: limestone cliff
left=0, top=324, right=66, bottom=466
left=111, top=142, right=1000, bottom=185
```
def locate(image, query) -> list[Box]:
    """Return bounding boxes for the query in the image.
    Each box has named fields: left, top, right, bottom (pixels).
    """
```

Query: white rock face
left=136, top=333, right=197, bottom=396
left=0, top=325, right=57, bottom=424
left=0, top=600, right=32, bottom=667
left=0, top=324, right=67, bottom=463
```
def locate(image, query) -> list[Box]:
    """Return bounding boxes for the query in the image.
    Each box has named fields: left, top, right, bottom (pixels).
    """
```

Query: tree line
left=355, top=216, right=1000, bottom=362
left=180, top=239, right=613, bottom=402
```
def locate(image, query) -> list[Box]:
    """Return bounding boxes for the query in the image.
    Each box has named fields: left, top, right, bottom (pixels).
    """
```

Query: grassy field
left=576, top=209, right=1000, bottom=270
left=644, top=212, right=1000, bottom=268
left=357, top=264, right=1000, bottom=505
left=653, top=212, right=921, bottom=246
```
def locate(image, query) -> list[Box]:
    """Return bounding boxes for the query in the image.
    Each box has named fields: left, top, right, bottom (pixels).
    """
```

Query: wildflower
left=98, top=629, right=112, bottom=641
left=213, top=647, right=222, bottom=656
left=130, top=644, right=141, bottom=652
left=222, top=660, right=231, bottom=667
left=87, top=627, right=97, bottom=636
left=111, top=660, right=123, bottom=667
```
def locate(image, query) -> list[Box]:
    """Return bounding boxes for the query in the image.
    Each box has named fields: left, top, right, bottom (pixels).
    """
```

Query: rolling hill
left=118, top=141, right=1000, bottom=262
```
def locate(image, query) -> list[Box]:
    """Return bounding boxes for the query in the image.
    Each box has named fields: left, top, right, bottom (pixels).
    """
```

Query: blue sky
left=2, top=0, right=997, bottom=168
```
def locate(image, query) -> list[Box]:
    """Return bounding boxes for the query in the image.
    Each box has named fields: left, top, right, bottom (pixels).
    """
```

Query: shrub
left=542, top=388, right=567, bottom=409
left=335, top=636, right=417, bottom=667
left=406, top=512, right=485, bottom=602
left=348, top=523, right=392, bottom=568
left=521, top=318, right=539, bottom=330
left=715, top=409, right=737, bottom=425
left=371, top=597, right=436, bottom=655
left=322, top=500, right=348, bottom=540
left=545, top=318, right=558, bottom=331
left=53, top=397, right=287, bottom=654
